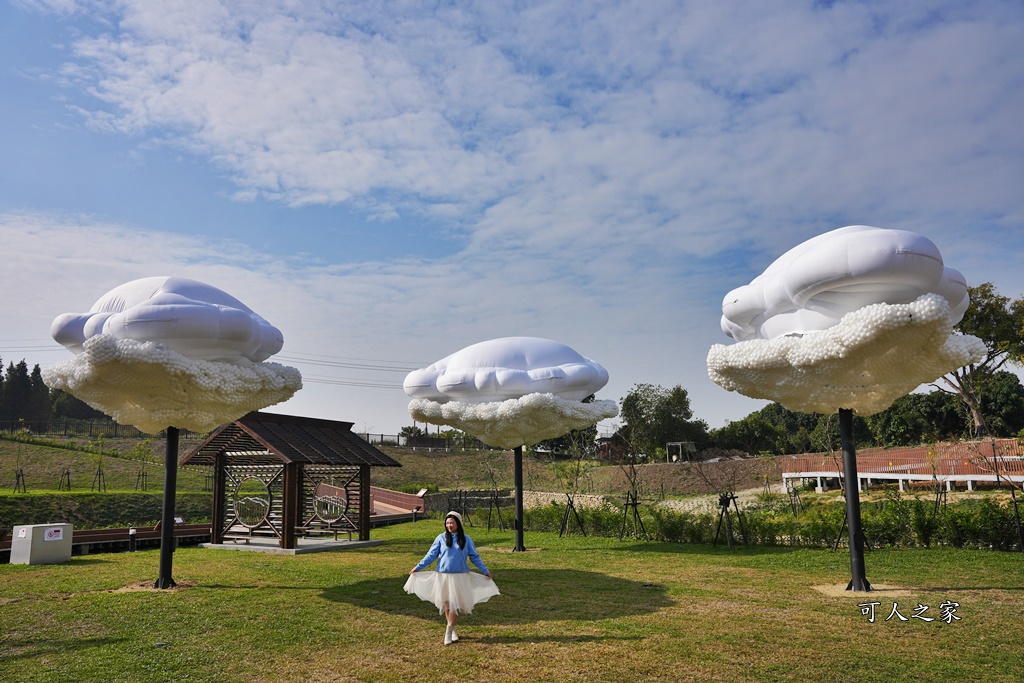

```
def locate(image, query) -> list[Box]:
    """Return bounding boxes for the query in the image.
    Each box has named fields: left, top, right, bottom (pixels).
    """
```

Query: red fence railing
left=369, top=486, right=424, bottom=511
left=782, top=439, right=1024, bottom=481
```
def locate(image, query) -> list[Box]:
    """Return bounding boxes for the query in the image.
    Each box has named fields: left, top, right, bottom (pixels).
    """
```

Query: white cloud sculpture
left=43, top=277, right=301, bottom=434
left=708, top=226, right=986, bottom=415
left=720, top=225, right=971, bottom=341
left=405, top=337, right=617, bottom=449
left=50, top=276, right=284, bottom=363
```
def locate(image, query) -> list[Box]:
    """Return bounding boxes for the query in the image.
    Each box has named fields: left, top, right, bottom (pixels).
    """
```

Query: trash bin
left=10, top=524, right=74, bottom=565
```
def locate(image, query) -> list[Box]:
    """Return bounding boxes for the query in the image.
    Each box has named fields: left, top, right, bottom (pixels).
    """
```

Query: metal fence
left=0, top=421, right=207, bottom=440
left=356, top=433, right=497, bottom=451
left=2, top=421, right=496, bottom=451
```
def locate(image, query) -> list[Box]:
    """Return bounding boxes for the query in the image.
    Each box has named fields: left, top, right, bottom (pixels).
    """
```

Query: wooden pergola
left=182, top=411, right=401, bottom=548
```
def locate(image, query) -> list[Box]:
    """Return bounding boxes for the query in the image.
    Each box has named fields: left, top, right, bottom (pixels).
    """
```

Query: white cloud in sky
left=2, top=0, right=1023, bottom=435
left=48, top=1, right=1021, bottom=247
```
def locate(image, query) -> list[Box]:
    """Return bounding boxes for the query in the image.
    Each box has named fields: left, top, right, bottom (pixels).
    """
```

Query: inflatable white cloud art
left=405, top=337, right=618, bottom=449
left=43, top=277, right=301, bottom=434
left=708, top=226, right=985, bottom=415
left=50, top=276, right=284, bottom=363
left=720, top=226, right=971, bottom=341
left=405, top=336, right=610, bottom=403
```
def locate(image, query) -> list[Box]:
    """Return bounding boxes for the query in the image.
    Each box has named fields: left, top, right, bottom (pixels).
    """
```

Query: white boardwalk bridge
left=782, top=439, right=1024, bottom=493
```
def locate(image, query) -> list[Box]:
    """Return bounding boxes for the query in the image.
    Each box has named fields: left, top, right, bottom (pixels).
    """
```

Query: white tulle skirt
left=404, top=571, right=500, bottom=615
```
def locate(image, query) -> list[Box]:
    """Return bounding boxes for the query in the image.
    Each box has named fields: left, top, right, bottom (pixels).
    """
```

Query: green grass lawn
left=2, top=522, right=1022, bottom=682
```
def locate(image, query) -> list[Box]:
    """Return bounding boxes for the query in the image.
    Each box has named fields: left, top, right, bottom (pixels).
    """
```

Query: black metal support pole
left=512, top=445, right=526, bottom=552
left=839, top=409, right=871, bottom=592
left=155, top=426, right=179, bottom=589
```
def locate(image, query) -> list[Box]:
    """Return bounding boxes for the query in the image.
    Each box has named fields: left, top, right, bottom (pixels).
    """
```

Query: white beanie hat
left=445, top=511, right=463, bottom=524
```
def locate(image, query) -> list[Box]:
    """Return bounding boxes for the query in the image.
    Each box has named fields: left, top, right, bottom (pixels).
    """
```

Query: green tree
left=28, top=364, right=52, bottom=423
left=534, top=424, right=599, bottom=458
left=616, top=384, right=708, bottom=457
left=535, top=395, right=600, bottom=456
left=753, top=403, right=821, bottom=453
left=866, top=391, right=965, bottom=447
left=808, top=412, right=871, bottom=452
left=1, top=360, right=32, bottom=422
left=710, top=403, right=824, bottom=455
left=979, top=370, right=1024, bottom=437
left=709, top=414, right=786, bottom=455
left=438, top=428, right=478, bottom=449
left=938, top=283, right=1024, bottom=436
left=50, top=388, right=109, bottom=422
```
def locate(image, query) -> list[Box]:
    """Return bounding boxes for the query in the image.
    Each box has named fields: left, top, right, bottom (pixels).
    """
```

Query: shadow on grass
left=322, top=568, right=674, bottom=625
left=0, top=636, right=125, bottom=665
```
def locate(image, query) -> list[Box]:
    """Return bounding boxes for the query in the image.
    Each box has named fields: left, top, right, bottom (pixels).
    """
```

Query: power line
left=300, top=375, right=405, bottom=390
left=0, top=342, right=423, bottom=389
left=275, top=353, right=424, bottom=373
left=281, top=349, right=428, bottom=365
left=275, top=350, right=424, bottom=389
left=0, top=340, right=66, bottom=354
left=276, top=350, right=424, bottom=391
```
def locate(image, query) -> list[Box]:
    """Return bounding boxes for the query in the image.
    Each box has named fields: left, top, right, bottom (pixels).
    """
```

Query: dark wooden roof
left=181, top=411, right=401, bottom=468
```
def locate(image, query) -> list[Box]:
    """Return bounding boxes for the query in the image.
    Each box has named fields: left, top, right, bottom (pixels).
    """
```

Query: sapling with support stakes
left=91, top=453, right=107, bottom=492
left=973, top=435, right=1024, bottom=554
left=13, top=436, right=27, bottom=493
left=480, top=453, right=507, bottom=532
left=544, top=430, right=596, bottom=538
left=57, top=467, right=72, bottom=491
left=713, top=491, right=748, bottom=549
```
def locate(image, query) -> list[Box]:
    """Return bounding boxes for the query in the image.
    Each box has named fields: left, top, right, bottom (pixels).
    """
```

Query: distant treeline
left=0, top=357, right=110, bottom=428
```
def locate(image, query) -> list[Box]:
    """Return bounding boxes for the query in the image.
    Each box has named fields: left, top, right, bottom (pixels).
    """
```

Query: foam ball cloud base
left=43, top=334, right=302, bottom=435
left=707, top=294, right=985, bottom=416
left=409, top=394, right=619, bottom=450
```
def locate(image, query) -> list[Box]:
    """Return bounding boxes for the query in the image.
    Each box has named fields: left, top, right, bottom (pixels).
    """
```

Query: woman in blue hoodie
left=405, top=511, right=500, bottom=645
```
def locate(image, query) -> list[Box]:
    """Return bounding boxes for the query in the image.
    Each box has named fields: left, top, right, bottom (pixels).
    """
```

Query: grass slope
left=372, top=446, right=769, bottom=498
left=1, top=522, right=1021, bottom=682
left=0, top=435, right=211, bottom=494
left=2, top=433, right=768, bottom=500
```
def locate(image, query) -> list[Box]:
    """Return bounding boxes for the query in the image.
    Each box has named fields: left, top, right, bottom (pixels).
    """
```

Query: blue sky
left=2, top=0, right=1023, bottom=436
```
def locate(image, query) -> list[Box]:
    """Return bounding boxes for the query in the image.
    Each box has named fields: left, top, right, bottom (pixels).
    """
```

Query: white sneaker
left=444, top=626, right=453, bottom=646
left=450, top=628, right=459, bottom=642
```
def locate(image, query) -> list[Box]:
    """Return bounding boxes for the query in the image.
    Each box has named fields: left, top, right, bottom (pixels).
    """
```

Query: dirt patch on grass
left=110, top=580, right=198, bottom=593
left=812, top=583, right=915, bottom=598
